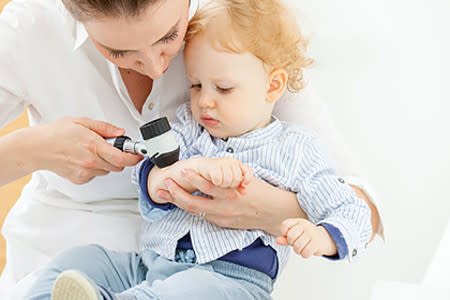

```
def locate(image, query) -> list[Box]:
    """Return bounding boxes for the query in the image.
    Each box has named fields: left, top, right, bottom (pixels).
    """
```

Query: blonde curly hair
left=185, top=0, right=313, bottom=92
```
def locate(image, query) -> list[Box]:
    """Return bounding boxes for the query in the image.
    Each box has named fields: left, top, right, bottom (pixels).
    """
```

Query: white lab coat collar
left=72, top=0, right=199, bottom=51
left=73, top=21, right=88, bottom=50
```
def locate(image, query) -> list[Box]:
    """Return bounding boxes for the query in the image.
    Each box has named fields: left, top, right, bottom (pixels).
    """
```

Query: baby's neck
left=216, top=115, right=275, bottom=141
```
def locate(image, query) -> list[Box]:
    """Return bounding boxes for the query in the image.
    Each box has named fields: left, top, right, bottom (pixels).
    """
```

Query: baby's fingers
left=209, top=169, right=224, bottom=186
left=230, top=162, right=244, bottom=188
left=286, top=224, right=305, bottom=245
left=218, top=165, right=232, bottom=187
left=241, top=163, right=254, bottom=187
left=275, top=236, right=289, bottom=246
left=218, top=163, right=241, bottom=188
left=293, top=233, right=311, bottom=256
left=280, top=218, right=302, bottom=236
left=298, top=241, right=315, bottom=259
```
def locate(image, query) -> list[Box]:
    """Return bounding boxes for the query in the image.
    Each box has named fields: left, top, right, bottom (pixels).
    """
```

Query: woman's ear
left=266, top=68, right=288, bottom=103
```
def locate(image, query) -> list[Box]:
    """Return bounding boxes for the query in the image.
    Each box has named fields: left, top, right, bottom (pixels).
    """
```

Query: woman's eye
left=109, top=50, right=128, bottom=59
left=160, top=30, right=180, bottom=44
left=191, top=84, right=201, bottom=89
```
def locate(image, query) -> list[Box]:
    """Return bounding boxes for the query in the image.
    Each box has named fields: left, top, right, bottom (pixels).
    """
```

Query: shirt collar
left=208, top=116, right=283, bottom=150
left=236, top=116, right=283, bottom=142
left=73, top=21, right=89, bottom=50
left=72, top=0, right=200, bottom=51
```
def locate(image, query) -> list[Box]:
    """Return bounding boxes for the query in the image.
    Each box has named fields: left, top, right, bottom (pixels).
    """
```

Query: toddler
left=26, top=1, right=372, bottom=299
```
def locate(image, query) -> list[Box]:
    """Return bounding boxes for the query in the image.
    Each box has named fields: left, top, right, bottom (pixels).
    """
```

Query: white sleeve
left=274, top=82, right=385, bottom=239
left=0, top=2, right=28, bottom=129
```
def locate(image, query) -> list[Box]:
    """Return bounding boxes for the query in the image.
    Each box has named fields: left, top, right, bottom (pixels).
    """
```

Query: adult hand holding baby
left=148, top=157, right=253, bottom=203
left=155, top=165, right=304, bottom=236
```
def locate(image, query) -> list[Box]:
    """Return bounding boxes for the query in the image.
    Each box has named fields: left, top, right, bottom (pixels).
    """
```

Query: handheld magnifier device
left=106, top=117, right=179, bottom=168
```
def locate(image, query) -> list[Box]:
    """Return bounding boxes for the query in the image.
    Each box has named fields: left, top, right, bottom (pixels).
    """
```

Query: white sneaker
left=51, top=270, right=102, bottom=300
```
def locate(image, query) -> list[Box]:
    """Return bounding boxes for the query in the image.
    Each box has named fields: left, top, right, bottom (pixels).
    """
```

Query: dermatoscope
left=105, top=117, right=179, bottom=168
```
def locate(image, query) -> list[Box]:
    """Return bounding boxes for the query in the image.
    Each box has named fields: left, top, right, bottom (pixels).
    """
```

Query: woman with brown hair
left=0, top=0, right=382, bottom=297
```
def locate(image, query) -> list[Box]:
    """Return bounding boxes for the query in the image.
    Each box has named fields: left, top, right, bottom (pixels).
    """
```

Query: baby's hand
left=276, top=218, right=337, bottom=258
left=147, top=163, right=174, bottom=204
left=198, top=157, right=253, bottom=192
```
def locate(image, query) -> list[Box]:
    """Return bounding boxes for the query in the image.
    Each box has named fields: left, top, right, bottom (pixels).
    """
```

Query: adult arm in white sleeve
left=0, top=3, right=33, bottom=187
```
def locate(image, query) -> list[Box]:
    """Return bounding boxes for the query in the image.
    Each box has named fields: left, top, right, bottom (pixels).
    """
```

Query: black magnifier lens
left=140, top=117, right=179, bottom=168
left=106, top=117, right=179, bottom=168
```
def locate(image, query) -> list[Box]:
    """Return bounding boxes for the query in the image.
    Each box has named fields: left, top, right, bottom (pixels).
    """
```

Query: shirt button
left=338, top=177, right=345, bottom=184
left=352, top=249, right=357, bottom=257
left=148, top=102, right=154, bottom=110
left=226, top=147, right=234, bottom=153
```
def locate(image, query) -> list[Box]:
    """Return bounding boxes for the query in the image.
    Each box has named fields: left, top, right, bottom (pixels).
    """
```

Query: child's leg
left=23, top=244, right=146, bottom=300
left=117, top=250, right=272, bottom=300
left=125, top=265, right=272, bottom=300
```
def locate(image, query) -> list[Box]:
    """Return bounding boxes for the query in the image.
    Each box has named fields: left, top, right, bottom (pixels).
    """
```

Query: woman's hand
left=156, top=168, right=305, bottom=236
left=148, top=157, right=252, bottom=204
left=30, top=117, right=142, bottom=184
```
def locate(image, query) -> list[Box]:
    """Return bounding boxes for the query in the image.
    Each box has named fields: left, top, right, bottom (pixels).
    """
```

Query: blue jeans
left=23, top=244, right=273, bottom=300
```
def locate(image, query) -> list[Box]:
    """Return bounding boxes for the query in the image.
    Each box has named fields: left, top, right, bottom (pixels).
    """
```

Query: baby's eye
left=216, top=86, right=233, bottom=94
left=190, top=83, right=201, bottom=89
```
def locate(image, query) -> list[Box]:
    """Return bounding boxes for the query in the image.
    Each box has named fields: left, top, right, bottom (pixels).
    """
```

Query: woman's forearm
left=350, top=185, right=380, bottom=242
left=0, top=127, right=38, bottom=187
left=248, top=180, right=381, bottom=240
left=246, top=177, right=306, bottom=236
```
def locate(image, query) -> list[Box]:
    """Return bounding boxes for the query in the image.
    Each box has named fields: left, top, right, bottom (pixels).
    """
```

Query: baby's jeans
left=23, top=244, right=273, bottom=300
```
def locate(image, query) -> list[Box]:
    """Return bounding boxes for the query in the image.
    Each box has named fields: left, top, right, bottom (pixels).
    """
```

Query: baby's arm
left=135, top=103, right=200, bottom=218
left=138, top=103, right=255, bottom=218
left=148, top=157, right=253, bottom=204
left=276, top=135, right=372, bottom=261
left=196, top=157, right=253, bottom=189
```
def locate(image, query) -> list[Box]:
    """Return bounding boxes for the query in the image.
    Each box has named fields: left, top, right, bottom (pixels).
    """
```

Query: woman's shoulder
left=2, top=0, right=62, bottom=18
left=1, top=0, right=70, bottom=33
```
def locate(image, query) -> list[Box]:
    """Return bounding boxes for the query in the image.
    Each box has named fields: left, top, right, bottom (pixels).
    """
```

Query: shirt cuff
left=138, top=158, right=174, bottom=210
left=318, top=213, right=371, bottom=262
left=319, top=223, right=348, bottom=261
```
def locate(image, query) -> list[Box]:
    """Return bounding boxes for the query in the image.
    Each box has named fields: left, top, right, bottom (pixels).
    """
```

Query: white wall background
left=273, top=0, right=450, bottom=299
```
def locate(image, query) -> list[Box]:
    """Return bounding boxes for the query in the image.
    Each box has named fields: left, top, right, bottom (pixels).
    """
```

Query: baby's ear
left=266, top=68, right=288, bottom=103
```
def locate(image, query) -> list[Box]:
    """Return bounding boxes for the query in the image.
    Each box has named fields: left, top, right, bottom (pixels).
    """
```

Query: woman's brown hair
left=62, top=0, right=161, bottom=21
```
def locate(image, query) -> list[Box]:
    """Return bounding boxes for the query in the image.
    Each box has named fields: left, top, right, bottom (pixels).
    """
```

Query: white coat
left=0, top=0, right=383, bottom=297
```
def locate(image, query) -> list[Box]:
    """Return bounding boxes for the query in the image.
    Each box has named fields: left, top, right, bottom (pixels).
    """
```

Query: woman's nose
left=136, top=49, right=167, bottom=78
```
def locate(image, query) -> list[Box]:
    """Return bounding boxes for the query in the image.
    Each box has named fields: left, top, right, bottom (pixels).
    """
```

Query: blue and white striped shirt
left=135, top=103, right=372, bottom=274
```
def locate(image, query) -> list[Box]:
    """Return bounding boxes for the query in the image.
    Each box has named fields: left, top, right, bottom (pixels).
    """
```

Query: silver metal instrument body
left=122, top=139, right=148, bottom=156
left=105, top=136, right=148, bottom=156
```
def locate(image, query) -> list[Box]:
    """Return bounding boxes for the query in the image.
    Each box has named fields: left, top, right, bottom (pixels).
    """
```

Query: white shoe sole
left=51, top=270, right=101, bottom=300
